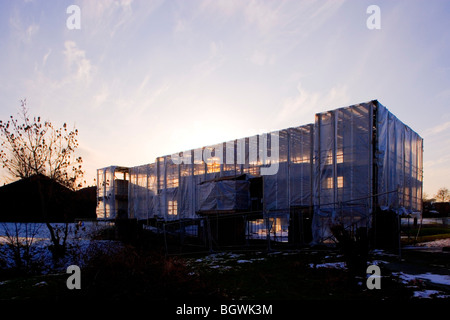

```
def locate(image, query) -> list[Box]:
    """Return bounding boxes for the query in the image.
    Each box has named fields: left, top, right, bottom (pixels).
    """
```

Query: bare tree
left=0, top=99, right=84, bottom=257
left=0, top=100, right=83, bottom=188
left=435, top=187, right=450, bottom=202
left=0, top=222, right=43, bottom=273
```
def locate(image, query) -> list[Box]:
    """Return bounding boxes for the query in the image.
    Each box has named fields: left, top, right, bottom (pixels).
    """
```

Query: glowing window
left=326, top=150, right=333, bottom=165
left=168, top=200, right=178, bottom=216
left=337, top=176, right=344, bottom=188
left=244, top=166, right=260, bottom=176
left=326, top=176, right=344, bottom=189
left=337, top=150, right=344, bottom=164
left=326, top=150, right=343, bottom=165
left=166, top=176, right=179, bottom=188
left=326, top=177, right=333, bottom=189
left=292, top=155, right=310, bottom=164
left=207, top=157, right=221, bottom=173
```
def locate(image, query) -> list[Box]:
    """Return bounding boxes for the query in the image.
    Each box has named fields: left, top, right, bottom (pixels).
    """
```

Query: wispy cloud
left=9, top=13, right=40, bottom=44
left=249, top=50, right=275, bottom=66
left=200, top=0, right=345, bottom=36
left=243, top=0, right=280, bottom=33
left=42, top=49, right=52, bottom=67
left=76, top=0, right=163, bottom=39
left=63, top=41, right=95, bottom=83
left=423, top=121, right=450, bottom=138
left=275, top=83, right=350, bottom=127
left=191, top=41, right=225, bottom=79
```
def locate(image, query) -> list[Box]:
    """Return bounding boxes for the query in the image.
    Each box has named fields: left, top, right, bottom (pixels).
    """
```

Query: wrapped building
left=96, top=100, right=423, bottom=246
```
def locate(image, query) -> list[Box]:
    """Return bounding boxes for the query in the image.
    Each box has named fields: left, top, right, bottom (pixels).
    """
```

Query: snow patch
left=393, top=271, right=450, bottom=286
left=236, top=260, right=252, bottom=264
left=33, top=281, right=48, bottom=287
left=392, top=271, right=450, bottom=299
left=417, top=238, right=450, bottom=248
left=413, top=290, right=449, bottom=299
left=309, top=262, right=347, bottom=270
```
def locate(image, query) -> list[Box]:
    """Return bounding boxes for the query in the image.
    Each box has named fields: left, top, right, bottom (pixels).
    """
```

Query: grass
left=401, top=224, right=450, bottom=245
left=183, top=250, right=415, bottom=301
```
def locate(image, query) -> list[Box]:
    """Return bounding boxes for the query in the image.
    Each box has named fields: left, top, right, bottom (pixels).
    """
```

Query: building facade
left=96, top=100, right=423, bottom=245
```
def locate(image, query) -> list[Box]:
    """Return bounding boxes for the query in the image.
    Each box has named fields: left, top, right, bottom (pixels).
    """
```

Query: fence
left=137, top=189, right=411, bottom=256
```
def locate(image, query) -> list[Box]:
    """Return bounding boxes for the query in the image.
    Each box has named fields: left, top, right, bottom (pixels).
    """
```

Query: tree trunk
left=36, top=178, right=67, bottom=258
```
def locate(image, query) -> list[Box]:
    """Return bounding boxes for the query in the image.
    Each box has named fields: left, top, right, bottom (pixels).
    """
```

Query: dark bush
left=330, top=224, right=369, bottom=279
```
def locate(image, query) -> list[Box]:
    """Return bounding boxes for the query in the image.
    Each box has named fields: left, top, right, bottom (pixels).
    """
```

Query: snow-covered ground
left=0, top=221, right=113, bottom=243
left=416, top=238, right=450, bottom=248
left=0, top=221, right=118, bottom=273
left=372, top=247, right=450, bottom=299
left=392, top=271, right=450, bottom=299
left=309, top=261, right=347, bottom=270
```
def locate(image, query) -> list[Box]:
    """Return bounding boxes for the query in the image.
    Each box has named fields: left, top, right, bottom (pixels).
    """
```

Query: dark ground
left=0, top=224, right=448, bottom=318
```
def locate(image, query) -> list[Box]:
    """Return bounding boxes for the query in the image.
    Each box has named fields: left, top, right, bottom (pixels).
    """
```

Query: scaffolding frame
left=96, top=100, right=423, bottom=246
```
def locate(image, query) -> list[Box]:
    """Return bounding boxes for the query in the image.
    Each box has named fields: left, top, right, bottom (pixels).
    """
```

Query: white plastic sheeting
left=312, top=103, right=375, bottom=243
left=96, top=166, right=129, bottom=219
left=96, top=100, right=423, bottom=245
left=123, top=131, right=288, bottom=221
left=376, top=103, right=423, bottom=214
left=127, top=163, right=158, bottom=220
left=311, top=101, right=423, bottom=243
left=198, top=179, right=250, bottom=212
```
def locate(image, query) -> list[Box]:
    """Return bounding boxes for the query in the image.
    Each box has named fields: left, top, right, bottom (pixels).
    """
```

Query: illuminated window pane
left=326, top=177, right=333, bottom=189
left=326, top=150, right=343, bottom=164
left=243, top=162, right=260, bottom=175
left=337, top=176, right=344, bottom=188
left=326, top=176, right=344, bottom=189
left=326, top=150, right=333, bottom=165
left=194, top=165, right=205, bottom=176
left=207, top=158, right=221, bottom=173
left=337, top=151, right=344, bottom=164
left=167, top=177, right=179, bottom=188
left=168, top=200, right=178, bottom=215
left=292, top=155, right=310, bottom=164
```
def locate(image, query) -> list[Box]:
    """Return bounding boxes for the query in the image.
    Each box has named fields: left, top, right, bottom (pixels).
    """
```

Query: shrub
left=330, top=224, right=369, bottom=279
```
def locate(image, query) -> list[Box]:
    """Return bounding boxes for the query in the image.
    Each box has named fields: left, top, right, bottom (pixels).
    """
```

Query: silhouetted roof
left=0, top=174, right=96, bottom=222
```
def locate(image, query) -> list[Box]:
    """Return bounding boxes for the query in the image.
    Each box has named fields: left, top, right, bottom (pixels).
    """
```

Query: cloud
left=199, top=0, right=281, bottom=34
left=200, top=0, right=345, bottom=34
left=423, top=121, right=450, bottom=138
left=92, top=86, right=110, bottom=109
left=63, top=41, right=95, bottom=83
left=191, top=41, right=225, bottom=79
left=9, top=14, right=40, bottom=44
left=26, top=24, right=39, bottom=40
left=133, top=80, right=171, bottom=116
left=75, top=0, right=133, bottom=38
left=173, top=19, right=188, bottom=34
left=244, top=0, right=280, bottom=32
left=275, top=83, right=350, bottom=127
left=249, top=50, right=274, bottom=66
left=42, top=49, right=52, bottom=67
left=76, top=0, right=163, bottom=39
left=200, top=0, right=242, bottom=17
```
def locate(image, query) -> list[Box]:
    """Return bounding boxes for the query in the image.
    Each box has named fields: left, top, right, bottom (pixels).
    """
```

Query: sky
left=0, top=0, right=449, bottom=197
